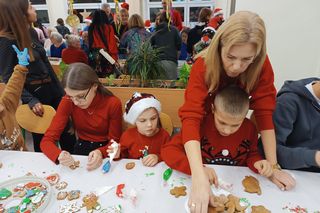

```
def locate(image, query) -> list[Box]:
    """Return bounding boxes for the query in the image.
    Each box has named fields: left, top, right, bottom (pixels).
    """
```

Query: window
left=74, top=0, right=101, bottom=3
left=189, top=6, right=210, bottom=22
left=107, top=0, right=125, bottom=2
left=30, top=0, right=46, bottom=4
left=36, top=10, right=49, bottom=23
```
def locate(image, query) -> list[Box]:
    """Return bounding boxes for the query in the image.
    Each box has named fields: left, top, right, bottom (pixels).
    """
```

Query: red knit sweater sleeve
left=79, top=50, right=88, bottom=64
left=250, top=55, right=277, bottom=131
left=156, top=128, right=170, bottom=162
left=119, top=129, right=132, bottom=159
left=245, top=120, right=263, bottom=173
left=105, top=25, right=118, bottom=61
left=161, top=133, right=192, bottom=175
left=173, top=10, right=183, bottom=31
left=98, top=96, right=123, bottom=158
left=178, top=57, right=208, bottom=144
left=40, top=97, right=73, bottom=163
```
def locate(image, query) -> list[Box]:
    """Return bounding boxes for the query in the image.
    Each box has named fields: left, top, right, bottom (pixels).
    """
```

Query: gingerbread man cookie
left=170, top=186, right=187, bottom=198
left=125, top=162, right=135, bottom=170
left=251, top=205, right=271, bottom=213
left=69, top=161, right=80, bottom=170
left=242, top=175, right=261, bottom=195
left=82, top=193, right=101, bottom=212
left=67, top=190, right=81, bottom=201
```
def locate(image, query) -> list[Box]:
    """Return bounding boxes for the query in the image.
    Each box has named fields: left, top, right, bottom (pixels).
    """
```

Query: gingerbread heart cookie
left=242, top=175, right=261, bottom=195
left=125, top=162, right=135, bottom=170
left=170, top=186, right=187, bottom=198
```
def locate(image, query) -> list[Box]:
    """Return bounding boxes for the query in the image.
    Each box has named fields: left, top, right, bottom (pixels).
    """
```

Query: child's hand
left=58, top=151, right=74, bottom=167
left=254, top=160, right=273, bottom=178
left=141, top=154, right=158, bottom=167
left=12, top=45, right=30, bottom=66
left=107, top=143, right=120, bottom=159
left=203, top=167, right=218, bottom=187
left=87, top=150, right=103, bottom=171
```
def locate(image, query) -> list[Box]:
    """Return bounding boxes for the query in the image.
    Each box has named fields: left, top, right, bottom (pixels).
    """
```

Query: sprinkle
left=145, top=172, right=155, bottom=177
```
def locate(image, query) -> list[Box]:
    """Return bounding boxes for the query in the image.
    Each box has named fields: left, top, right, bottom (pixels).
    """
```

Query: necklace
left=86, top=104, right=97, bottom=115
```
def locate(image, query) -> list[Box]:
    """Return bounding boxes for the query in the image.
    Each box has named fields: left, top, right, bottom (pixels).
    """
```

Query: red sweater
left=40, top=93, right=123, bottom=162
left=171, top=9, right=183, bottom=31
left=91, top=25, right=118, bottom=61
left=62, top=47, right=88, bottom=64
left=119, top=127, right=170, bottom=160
left=179, top=56, right=276, bottom=144
left=161, top=113, right=262, bottom=175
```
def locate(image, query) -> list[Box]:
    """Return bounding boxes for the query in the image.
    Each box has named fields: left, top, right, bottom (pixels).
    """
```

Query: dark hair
left=0, top=0, right=33, bottom=59
left=88, top=9, right=110, bottom=49
left=159, top=11, right=169, bottom=23
left=199, top=8, right=212, bottom=23
left=57, top=18, right=64, bottom=26
left=62, top=63, right=113, bottom=96
left=181, top=27, right=190, bottom=35
left=213, top=85, right=249, bottom=116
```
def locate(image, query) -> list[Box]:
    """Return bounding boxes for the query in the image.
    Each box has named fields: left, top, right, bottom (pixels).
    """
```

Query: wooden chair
left=15, top=104, right=56, bottom=134
left=160, top=112, right=173, bottom=136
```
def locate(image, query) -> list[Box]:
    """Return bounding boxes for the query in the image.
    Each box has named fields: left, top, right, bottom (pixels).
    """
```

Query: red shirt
left=40, top=93, right=123, bottom=162
left=161, top=113, right=262, bottom=175
left=172, top=9, right=183, bottom=31
left=179, top=56, right=276, bottom=144
left=119, top=127, right=170, bottom=160
left=91, top=25, right=118, bottom=61
left=62, top=47, right=88, bottom=64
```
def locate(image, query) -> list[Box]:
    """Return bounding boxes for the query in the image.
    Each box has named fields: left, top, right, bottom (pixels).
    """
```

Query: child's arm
left=246, top=123, right=264, bottom=173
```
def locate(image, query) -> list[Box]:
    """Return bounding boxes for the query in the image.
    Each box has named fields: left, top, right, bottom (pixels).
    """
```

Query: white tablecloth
left=0, top=150, right=320, bottom=212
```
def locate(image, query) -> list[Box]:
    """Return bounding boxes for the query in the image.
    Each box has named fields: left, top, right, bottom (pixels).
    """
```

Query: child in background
left=161, top=85, right=273, bottom=185
left=0, top=45, right=29, bottom=151
left=108, top=92, right=170, bottom=167
left=179, top=28, right=190, bottom=60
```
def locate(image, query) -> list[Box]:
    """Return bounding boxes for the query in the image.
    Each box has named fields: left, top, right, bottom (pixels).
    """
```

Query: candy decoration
left=102, top=160, right=111, bottom=173
left=116, top=184, right=125, bottom=198
left=0, top=188, right=12, bottom=200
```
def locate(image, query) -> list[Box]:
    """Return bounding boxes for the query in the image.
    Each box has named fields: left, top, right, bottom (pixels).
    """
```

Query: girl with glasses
left=40, top=63, right=122, bottom=171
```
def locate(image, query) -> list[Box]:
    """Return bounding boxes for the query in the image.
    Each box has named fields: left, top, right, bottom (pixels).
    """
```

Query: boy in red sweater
left=108, top=92, right=170, bottom=167
left=161, top=85, right=273, bottom=184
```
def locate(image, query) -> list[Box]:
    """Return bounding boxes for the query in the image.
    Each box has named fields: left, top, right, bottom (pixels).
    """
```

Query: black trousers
left=73, top=139, right=108, bottom=156
left=25, top=82, right=76, bottom=153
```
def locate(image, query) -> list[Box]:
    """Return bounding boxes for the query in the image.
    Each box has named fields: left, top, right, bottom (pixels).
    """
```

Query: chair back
left=160, top=112, right=173, bottom=136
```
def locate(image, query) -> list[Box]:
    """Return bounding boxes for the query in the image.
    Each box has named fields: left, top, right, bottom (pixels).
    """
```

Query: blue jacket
left=274, top=78, right=320, bottom=170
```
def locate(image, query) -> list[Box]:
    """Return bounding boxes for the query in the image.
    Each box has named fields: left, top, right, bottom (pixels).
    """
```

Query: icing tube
left=99, top=49, right=116, bottom=65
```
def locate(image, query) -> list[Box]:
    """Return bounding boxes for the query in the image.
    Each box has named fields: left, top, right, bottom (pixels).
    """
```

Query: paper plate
left=15, top=104, right=56, bottom=134
left=0, top=176, right=52, bottom=212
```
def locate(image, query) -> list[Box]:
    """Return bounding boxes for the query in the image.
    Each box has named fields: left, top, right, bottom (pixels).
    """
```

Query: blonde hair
left=128, top=14, right=144, bottom=29
left=198, top=11, right=267, bottom=93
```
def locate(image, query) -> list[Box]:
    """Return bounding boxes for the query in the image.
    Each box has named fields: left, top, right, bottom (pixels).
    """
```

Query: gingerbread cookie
left=56, top=181, right=68, bottom=190
left=170, top=186, right=187, bottom=198
left=208, top=194, right=228, bottom=212
left=251, top=205, right=271, bottom=213
left=69, top=161, right=80, bottom=170
left=242, top=175, right=261, bottom=195
left=225, top=194, right=247, bottom=212
left=82, top=193, right=101, bottom=212
left=46, top=173, right=60, bottom=186
left=125, top=162, right=135, bottom=170
left=67, top=190, right=81, bottom=201
left=57, top=191, right=68, bottom=200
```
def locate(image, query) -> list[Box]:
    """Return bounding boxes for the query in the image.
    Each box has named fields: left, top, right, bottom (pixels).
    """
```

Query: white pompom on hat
left=124, top=92, right=161, bottom=125
left=213, top=8, right=223, bottom=17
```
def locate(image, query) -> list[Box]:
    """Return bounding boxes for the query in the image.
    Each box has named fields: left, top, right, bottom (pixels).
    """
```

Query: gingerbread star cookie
left=242, top=175, right=261, bottom=195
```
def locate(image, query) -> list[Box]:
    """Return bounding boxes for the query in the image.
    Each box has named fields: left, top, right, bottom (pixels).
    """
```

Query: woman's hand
left=188, top=171, right=215, bottom=213
left=141, top=154, right=159, bottom=167
left=87, top=150, right=103, bottom=171
left=269, top=169, right=296, bottom=191
left=254, top=160, right=273, bottom=178
left=58, top=151, right=74, bottom=167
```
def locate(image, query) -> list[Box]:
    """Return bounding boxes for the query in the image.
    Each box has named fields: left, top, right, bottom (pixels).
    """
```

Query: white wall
left=235, top=0, right=320, bottom=90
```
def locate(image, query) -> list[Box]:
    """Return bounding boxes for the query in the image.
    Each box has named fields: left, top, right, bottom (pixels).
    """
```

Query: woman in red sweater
left=179, top=11, right=295, bottom=212
left=62, top=34, right=88, bottom=64
left=40, top=63, right=122, bottom=171
left=108, top=92, right=170, bottom=167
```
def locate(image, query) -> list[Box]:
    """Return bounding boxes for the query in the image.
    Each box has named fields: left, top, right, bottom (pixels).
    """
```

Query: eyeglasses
left=67, top=87, right=91, bottom=103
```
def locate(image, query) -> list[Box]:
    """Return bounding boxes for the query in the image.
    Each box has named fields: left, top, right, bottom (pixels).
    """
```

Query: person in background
left=80, top=31, right=90, bottom=57
left=114, top=8, right=129, bottom=40
left=62, top=34, right=88, bottom=64
left=33, top=21, right=47, bottom=44
left=83, top=16, right=92, bottom=32
left=101, top=3, right=114, bottom=23
left=119, top=14, right=151, bottom=59
left=121, top=2, right=129, bottom=11
left=44, top=27, right=58, bottom=54
left=187, top=7, right=212, bottom=56
left=161, top=0, right=183, bottom=31
left=208, top=7, right=225, bottom=30
left=179, top=27, right=190, bottom=60
left=273, top=78, right=320, bottom=173
left=107, top=92, right=170, bottom=167
left=0, top=46, right=30, bottom=151
left=150, top=12, right=181, bottom=80
left=0, top=0, right=76, bottom=153
left=178, top=11, right=295, bottom=212
left=49, top=32, right=66, bottom=58
left=41, top=63, right=122, bottom=171
left=55, top=18, right=71, bottom=38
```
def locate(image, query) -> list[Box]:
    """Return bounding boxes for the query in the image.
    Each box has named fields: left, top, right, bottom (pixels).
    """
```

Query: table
left=1, top=150, right=320, bottom=212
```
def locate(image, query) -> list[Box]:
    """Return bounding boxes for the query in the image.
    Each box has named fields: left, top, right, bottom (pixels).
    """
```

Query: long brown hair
left=0, top=0, right=33, bottom=59
left=62, top=63, right=113, bottom=96
left=198, top=11, right=267, bottom=93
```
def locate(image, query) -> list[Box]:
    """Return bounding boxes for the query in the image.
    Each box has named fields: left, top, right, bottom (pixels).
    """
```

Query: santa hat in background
left=213, top=8, right=223, bottom=17
left=84, top=16, right=92, bottom=23
left=144, top=20, right=151, bottom=28
left=124, top=92, right=161, bottom=125
left=121, top=2, right=129, bottom=10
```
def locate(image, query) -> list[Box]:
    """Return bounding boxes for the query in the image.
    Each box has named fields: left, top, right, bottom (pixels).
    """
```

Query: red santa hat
left=84, top=16, right=92, bottom=23
left=124, top=92, right=161, bottom=125
left=144, top=20, right=151, bottom=28
left=121, top=2, right=129, bottom=11
left=213, top=8, right=223, bottom=17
